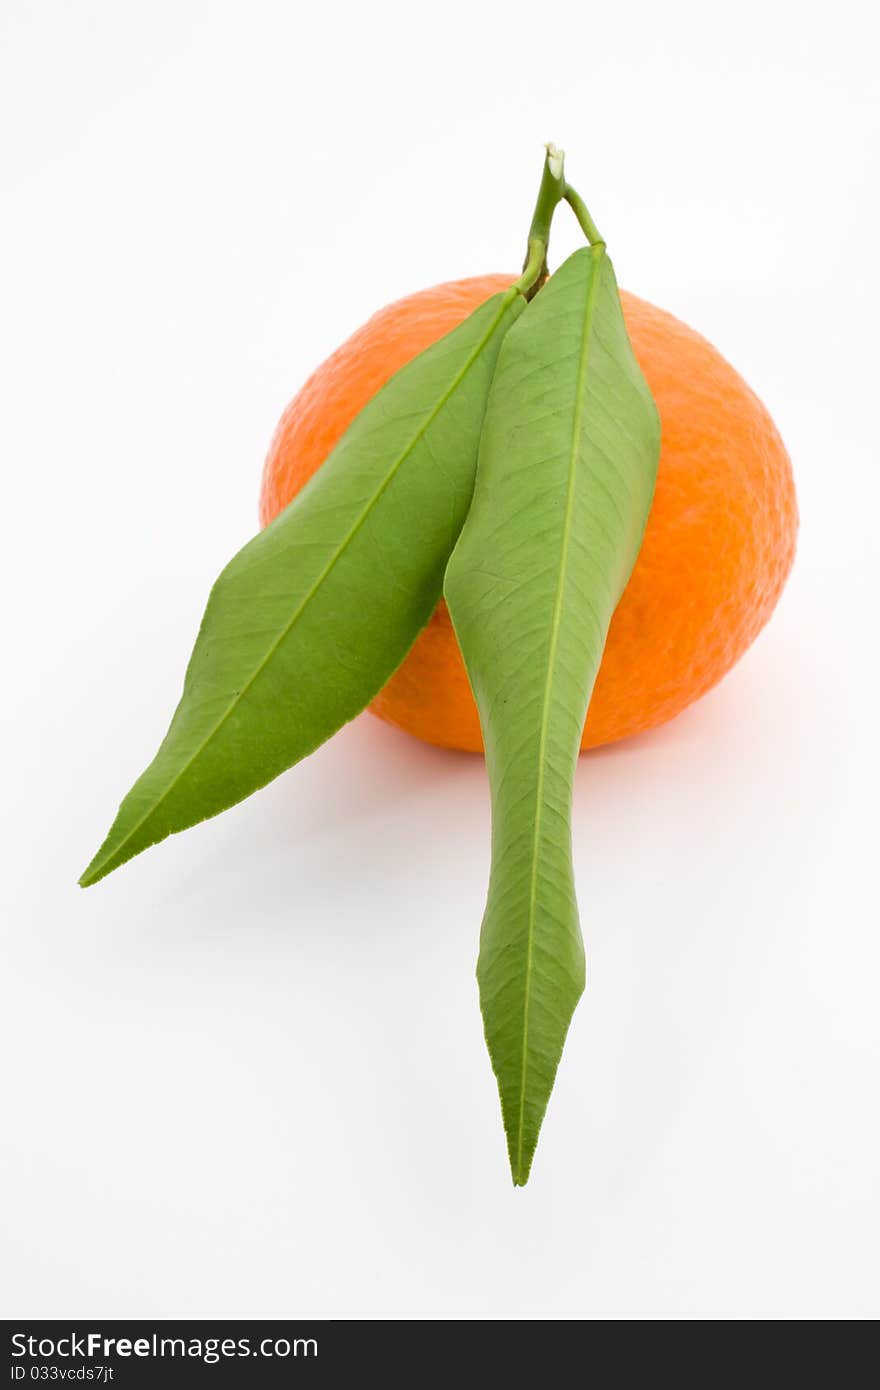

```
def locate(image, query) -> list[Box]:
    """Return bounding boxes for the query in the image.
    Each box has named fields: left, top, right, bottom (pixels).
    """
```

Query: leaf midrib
left=513, top=248, right=603, bottom=1182
left=83, top=291, right=519, bottom=884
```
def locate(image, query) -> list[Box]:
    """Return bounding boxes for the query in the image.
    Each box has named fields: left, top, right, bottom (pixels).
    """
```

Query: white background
left=2, top=0, right=878, bottom=1320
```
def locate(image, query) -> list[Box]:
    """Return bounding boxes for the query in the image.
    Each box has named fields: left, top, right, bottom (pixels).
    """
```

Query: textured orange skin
left=260, top=274, right=797, bottom=751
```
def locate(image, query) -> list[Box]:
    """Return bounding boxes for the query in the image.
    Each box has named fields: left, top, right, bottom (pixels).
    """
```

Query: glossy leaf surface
left=445, top=247, right=661, bottom=1183
left=82, top=289, right=524, bottom=886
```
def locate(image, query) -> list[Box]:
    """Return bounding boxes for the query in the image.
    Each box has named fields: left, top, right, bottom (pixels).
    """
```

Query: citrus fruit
left=260, top=274, right=797, bottom=751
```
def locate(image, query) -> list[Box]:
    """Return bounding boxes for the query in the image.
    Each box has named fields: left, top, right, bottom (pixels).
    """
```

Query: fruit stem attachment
left=514, top=143, right=567, bottom=300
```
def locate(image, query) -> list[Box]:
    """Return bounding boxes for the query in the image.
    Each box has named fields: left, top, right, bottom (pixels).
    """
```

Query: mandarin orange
left=260, top=274, right=797, bottom=751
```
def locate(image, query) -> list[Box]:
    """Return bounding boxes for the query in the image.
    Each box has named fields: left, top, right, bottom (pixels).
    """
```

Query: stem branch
left=513, top=144, right=567, bottom=299
left=562, top=185, right=604, bottom=247
left=512, top=145, right=606, bottom=301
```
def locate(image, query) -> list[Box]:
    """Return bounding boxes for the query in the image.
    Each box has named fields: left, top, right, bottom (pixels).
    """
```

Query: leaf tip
left=77, top=862, right=101, bottom=889
left=78, top=843, right=115, bottom=888
left=506, top=1129, right=537, bottom=1187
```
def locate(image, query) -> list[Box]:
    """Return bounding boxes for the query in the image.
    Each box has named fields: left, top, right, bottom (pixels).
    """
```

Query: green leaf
left=81, top=288, right=525, bottom=887
left=444, top=247, right=661, bottom=1184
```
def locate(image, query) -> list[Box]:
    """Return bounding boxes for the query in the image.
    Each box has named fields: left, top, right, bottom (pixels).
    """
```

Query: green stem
left=512, top=146, right=606, bottom=300
left=514, top=144, right=567, bottom=300
left=563, top=184, right=604, bottom=247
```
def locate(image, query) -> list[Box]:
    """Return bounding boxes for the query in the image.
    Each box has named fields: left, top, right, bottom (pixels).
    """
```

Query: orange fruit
left=260, top=274, right=797, bottom=751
